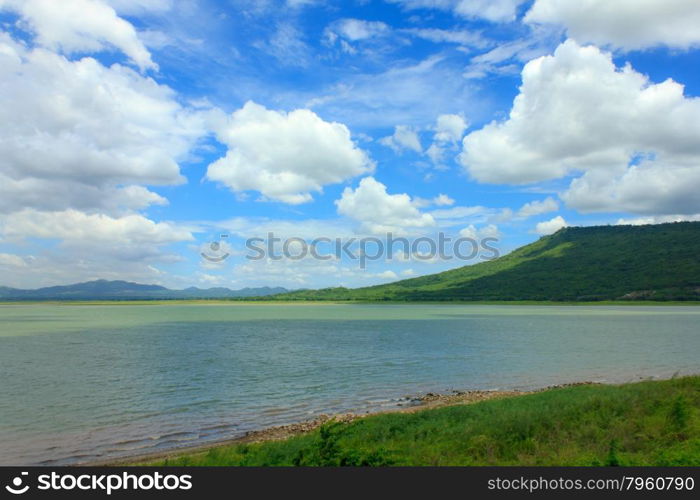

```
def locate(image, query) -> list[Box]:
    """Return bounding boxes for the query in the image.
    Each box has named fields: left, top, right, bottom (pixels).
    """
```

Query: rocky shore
left=94, top=382, right=599, bottom=466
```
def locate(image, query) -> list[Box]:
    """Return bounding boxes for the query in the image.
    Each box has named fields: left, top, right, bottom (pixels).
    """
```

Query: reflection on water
left=0, top=304, right=699, bottom=465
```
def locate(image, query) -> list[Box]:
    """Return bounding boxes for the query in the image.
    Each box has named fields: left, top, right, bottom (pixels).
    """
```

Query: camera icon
left=200, top=234, right=231, bottom=263
left=5, top=472, right=29, bottom=495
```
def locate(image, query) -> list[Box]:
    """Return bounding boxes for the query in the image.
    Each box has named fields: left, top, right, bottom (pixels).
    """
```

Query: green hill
left=272, top=221, right=700, bottom=302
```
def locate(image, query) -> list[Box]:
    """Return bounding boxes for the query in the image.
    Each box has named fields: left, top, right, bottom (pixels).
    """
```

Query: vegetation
left=152, top=376, right=700, bottom=466
left=270, top=222, right=700, bottom=302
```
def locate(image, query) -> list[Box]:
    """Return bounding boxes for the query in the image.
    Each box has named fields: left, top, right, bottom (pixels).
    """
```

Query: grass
left=149, top=376, right=700, bottom=466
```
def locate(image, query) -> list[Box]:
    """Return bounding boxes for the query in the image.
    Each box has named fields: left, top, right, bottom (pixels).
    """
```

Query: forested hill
left=272, top=222, right=700, bottom=302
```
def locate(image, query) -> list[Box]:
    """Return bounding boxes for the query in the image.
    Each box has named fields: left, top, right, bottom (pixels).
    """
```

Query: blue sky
left=1, top=0, right=699, bottom=290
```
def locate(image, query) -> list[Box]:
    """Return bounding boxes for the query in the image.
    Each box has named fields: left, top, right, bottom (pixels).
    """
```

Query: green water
left=0, top=303, right=698, bottom=465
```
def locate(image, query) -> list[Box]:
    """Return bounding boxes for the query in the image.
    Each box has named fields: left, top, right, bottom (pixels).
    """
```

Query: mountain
left=270, top=221, right=700, bottom=302
left=0, top=280, right=288, bottom=301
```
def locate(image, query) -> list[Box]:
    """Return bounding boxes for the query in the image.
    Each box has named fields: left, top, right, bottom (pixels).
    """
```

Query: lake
left=1, top=303, right=699, bottom=465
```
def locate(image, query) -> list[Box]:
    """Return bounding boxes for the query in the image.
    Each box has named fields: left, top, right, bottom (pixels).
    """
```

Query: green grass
left=150, top=376, right=700, bottom=466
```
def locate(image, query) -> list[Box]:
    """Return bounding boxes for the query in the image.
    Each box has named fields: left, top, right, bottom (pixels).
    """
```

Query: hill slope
left=273, top=222, right=700, bottom=301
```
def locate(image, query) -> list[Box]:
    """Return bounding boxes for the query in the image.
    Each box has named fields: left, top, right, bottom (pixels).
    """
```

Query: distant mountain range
left=0, top=280, right=288, bottom=301
left=270, top=221, right=700, bottom=302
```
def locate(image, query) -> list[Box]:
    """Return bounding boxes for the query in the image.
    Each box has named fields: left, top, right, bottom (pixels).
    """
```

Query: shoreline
left=2, top=300, right=700, bottom=306
left=87, top=381, right=597, bottom=466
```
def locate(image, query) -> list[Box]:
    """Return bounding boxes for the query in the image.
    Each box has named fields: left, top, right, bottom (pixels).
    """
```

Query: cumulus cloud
left=459, top=224, right=501, bottom=239
left=0, top=0, right=156, bottom=70
left=434, top=114, right=468, bottom=144
left=562, top=159, right=700, bottom=215
left=460, top=40, right=700, bottom=215
left=379, top=125, right=423, bottom=154
left=0, top=209, right=194, bottom=284
left=335, top=177, right=435, bottom=234
left=0, top=33, right=204, bottom=214
left=425, top=113, right=468, bottom=167
left=1, top=209, right=192, bottom=247
left=517, top=197, right=559, bottom=218
left=0, top=253, right=30, bottom=268
left=534, top=215, right=567, bottom=235
left=207, top=101, right=374, bottom=204
left=382, top=114, right=467, bottom=165
left=526, top=0, right=700, bottom=50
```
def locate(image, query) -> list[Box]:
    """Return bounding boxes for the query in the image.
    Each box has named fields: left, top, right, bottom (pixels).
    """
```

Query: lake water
left=1, top=303, right=699, bottom=465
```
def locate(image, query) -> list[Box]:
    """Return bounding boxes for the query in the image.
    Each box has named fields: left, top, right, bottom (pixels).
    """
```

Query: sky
left=0, top=0, right=699, bottom=290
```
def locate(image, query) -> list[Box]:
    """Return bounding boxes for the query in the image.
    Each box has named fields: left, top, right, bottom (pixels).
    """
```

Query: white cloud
left=106, top=0, right=173, bottom=14
left=434, top=114, right=468, bottom=144
left=330, top=18, right=390, bottom=42
left=1, top=209, right=192, bottom=247
left=462, top=28, right=560, bottom=80
left=562, top=159, right=700, bottom=215
left=335, top=177, right=435, bottom=234
left=616, top=214, right=700, bottom=226
left=425, top=113, right=468, bottom=167
left=0, top=253, right=30, bottom=268
left=305, top=55, right=478, bottom=128
left=379, top=125, right=423, bottom=154
left=428, top=205, right=495, bottom=228
left=381, top=114, right=467, bottom=166
left=517, top=197, right=559, bottom=218
left=0, top=33, right=204, bottom=214
left=453, top=0, right=526, bottom=22
left=460, top=40, right=700, bottom=215
left=534, top=215, right=567, bottom=235
left=0, top=0, right=156, bottom=70
left=526, top=0, right=700, bottom=50
left=413, top=194, right=456, bottom=208
left=426, top=143, right=446, bottom=165
left=433, top=194, right=455, bottom=207
left=402, top=27, right=488, bottom=48
left=0, top=209, right=193, bottom=286
left=389, top=0, right=527, bottom=23
left=0, top=180, right=167, bottom=214
left=0, top=251, right=180, bottom=289
left=459, top=224, right=501, bottom=239
left=375, top=270, right=398, bottom=280
left=206, top=101, right=374, bottom=204
left=255, top=23, right=312, bottom=68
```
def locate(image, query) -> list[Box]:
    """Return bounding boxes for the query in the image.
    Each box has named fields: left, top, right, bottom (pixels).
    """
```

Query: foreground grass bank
left=152, top=376, right=700, bottom=466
